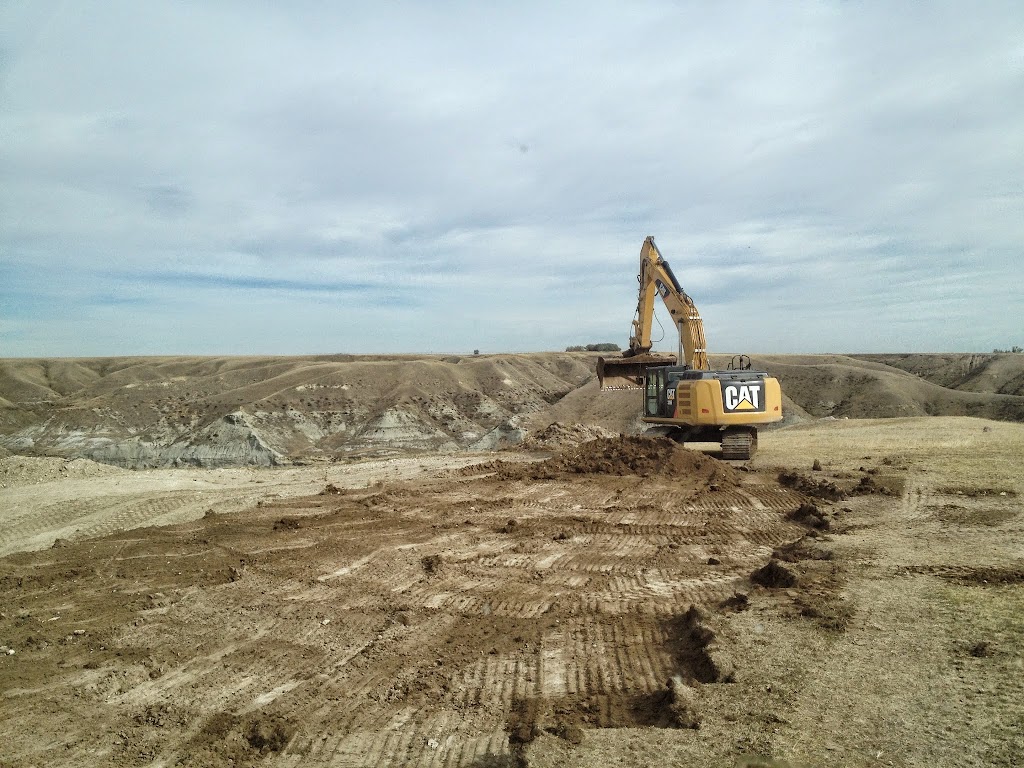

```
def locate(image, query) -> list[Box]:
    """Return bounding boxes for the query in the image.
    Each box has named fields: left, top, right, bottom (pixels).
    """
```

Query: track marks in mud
left=0, top=487, right=259, bottom=557
left=0, top=449, right=812, bottom=768
left=896, top=564, right=1024, bottom=585
left=505, top=607, right=730, bottom=758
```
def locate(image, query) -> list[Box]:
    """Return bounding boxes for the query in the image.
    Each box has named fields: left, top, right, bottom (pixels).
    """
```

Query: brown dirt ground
left=2, top=418, right=1023, bottom=767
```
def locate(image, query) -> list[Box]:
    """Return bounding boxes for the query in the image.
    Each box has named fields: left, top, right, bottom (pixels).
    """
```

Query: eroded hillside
left=2, top=352, right=1023, bottom=467
left=0, top=354, right=598, bottom=467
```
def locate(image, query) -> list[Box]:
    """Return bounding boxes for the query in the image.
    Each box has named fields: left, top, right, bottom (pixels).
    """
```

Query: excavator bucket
left=596, top=353, right=676, bottom=390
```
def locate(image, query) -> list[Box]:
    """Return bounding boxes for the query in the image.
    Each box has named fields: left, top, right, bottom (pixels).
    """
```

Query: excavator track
left=721, top=428, right=757, bottom=461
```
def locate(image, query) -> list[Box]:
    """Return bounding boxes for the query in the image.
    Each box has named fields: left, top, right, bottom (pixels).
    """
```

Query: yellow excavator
left=597, top=236, right=782, bottom=459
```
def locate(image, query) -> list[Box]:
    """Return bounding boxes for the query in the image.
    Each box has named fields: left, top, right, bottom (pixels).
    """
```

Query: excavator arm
left=627, top=237, right=709, bottom=370
left=598, top=237, right=709, bottom=389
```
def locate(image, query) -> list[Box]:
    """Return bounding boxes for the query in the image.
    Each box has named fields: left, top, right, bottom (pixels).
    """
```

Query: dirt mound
left=787, top=502, right=831, bottom=530
left=0, top=456, right=127, bottom=487
left=663, top=606, right=736, bottom=684
left=188, top=712, right=296, bottom=766
left=522, top=421, right=617, bottom=450
left=751, top=559, right=798, bottom=588
left=521, top=379, right=645, bottom=436
left=498, top=436, right=743, bottom=486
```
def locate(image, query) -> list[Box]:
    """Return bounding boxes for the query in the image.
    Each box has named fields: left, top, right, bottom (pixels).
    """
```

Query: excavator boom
left=598, top=236, right=709, bottom=390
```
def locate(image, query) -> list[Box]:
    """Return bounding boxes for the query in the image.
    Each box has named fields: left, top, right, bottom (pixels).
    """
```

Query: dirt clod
left=751, top=559, right=798, bottom=588
left=507, top=699, right=544, bottom=745
left=787, top=502, right=830, bottom=530
left=720, top=591, right=749, bottom=611
left=549, top=715, right=585, bottom=745
left=850, top=474, right=897, bottom=496
left=420, top=554, right=443, bottom=575
left=664, top=606, right=735, bottom=684
left=245, top=714, right=295, bottom=753
left=667, top=675, right=702, bottom=729
left=773, top=539, right=833, bottom=562
left=778, top=471, right=846, bottom=501
left=969, top=641, right=995, bottom=658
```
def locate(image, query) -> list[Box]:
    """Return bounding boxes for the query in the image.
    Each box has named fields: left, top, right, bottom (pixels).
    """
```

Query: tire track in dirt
left=257, top=467, right=800, bottom=765
left=0, top=489, right=252, bottom=556
left=899, top=481, right=932, bottom=522
left=0, top=439, right=808, bottom=768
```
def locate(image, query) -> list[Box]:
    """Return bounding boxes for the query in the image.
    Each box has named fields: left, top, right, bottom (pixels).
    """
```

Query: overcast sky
left=2, top=1, right=1022, bottom=357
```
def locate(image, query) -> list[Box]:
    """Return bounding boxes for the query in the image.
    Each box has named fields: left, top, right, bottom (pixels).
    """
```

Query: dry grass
left=763, top=417, right=1024, bottom=492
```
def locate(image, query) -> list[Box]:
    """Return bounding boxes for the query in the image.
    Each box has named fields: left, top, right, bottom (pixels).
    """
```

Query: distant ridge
left=1, top=352, right=1022, bottom=466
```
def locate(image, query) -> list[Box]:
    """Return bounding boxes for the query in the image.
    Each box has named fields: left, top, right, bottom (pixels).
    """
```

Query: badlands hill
left=1, top=352, right=1023, bottom=467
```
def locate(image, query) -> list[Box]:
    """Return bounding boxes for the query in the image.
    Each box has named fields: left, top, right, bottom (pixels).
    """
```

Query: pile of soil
left=0, top=456, right=126, bottom=486
left=522, top=421, right=617, bottom=451
left=498, top=436, right=743, bottom=486
left=187, top=711, right=296, bottom=766
left=787, top=502, right=831, bottom=530
left=778, top=470, right=847, bottom=501
left=751, top=559, right=798, bottom=588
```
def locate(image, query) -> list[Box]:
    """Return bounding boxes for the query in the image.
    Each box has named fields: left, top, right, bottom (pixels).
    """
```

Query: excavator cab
left=643, top=365, right=692, bottom=418
left=643, top=366, right=667, bottom=417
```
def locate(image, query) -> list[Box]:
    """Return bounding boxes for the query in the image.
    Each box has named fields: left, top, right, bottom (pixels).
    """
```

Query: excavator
left=597, top=236, right=782, bottom=460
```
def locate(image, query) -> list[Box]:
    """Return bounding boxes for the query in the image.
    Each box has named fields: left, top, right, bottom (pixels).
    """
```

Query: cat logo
left=722, top=382, right=765, bottom=413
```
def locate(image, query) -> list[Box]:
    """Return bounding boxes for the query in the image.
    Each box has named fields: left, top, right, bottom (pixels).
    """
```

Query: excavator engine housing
left=640, top=366, right=782, bottom=425
left=639, top=365, right=782, bottom=459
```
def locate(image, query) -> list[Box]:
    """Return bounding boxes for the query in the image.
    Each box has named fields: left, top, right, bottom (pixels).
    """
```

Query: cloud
left=1, top=1, right=1023, bottom=356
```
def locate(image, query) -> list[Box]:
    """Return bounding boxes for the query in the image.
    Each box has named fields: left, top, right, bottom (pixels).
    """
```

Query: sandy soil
left=2, top=418, right=1022, bottom=767
left=0, top=453, right=496, bottom=558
